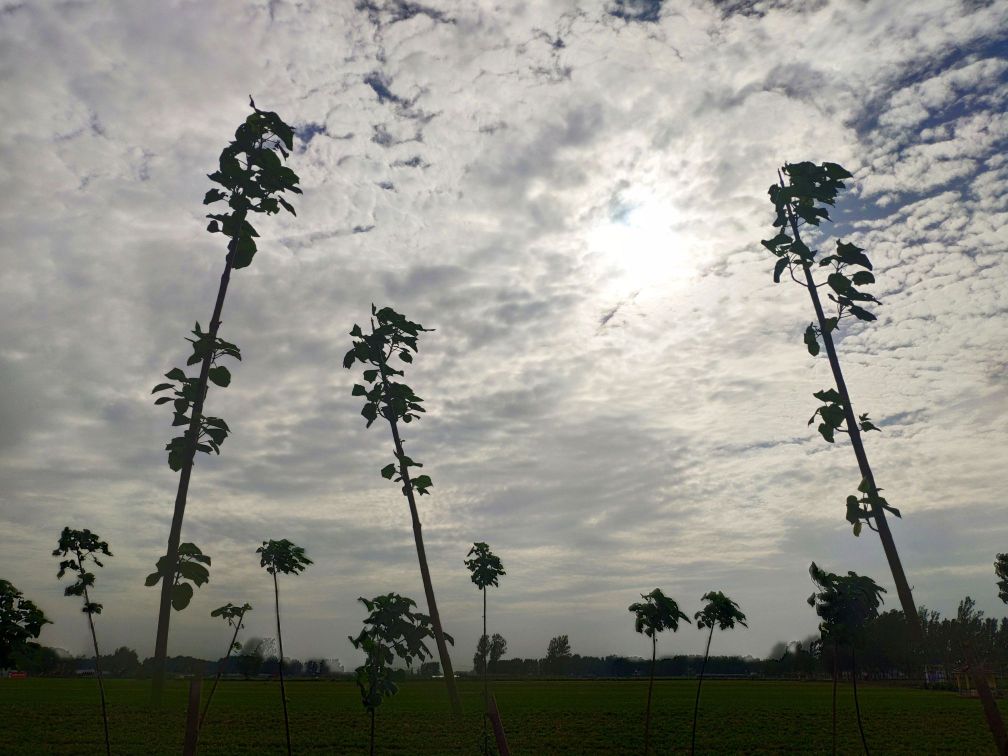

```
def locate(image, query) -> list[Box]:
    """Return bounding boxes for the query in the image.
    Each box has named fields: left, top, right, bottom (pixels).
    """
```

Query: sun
left=586, top=198, right=694, bottom=292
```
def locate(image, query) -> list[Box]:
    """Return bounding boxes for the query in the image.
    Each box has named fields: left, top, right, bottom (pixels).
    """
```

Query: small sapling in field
left=53, top=527, right=113, bottom=756
left=690, top=591, right=746, bottom=755
left=465, top=542, right=506, bottom=755
left=629, top=588, right=690, bottom=755
left=199, top=601, right=253, bottom=737
left=349, top=593, right=448, bottom=756
left=258, top=539, right=312, bottom=756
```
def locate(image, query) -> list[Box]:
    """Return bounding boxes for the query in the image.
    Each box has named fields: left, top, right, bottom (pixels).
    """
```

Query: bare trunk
left=369, top=707, right=376, bottom=756
left=153, top=244, right=236, bottom=704
left=199, top=607, right=247, bottom=736
left=483, top=587, right=489, bottom=755
left=851, top=648, right=869, bottom=755
left=963, top=639, right=1008, bottom=755
left=644, top=636, right=656, bottom=755
left=377, top=355, right=462, bottom=716
left=274, top=571, right=292, bottom=756
left=691, top=624, right=714, bottom=755
left=783, top=201, right=920, bottom=640
left=84, top=586, right=111, bottom=756
left=832, top=641, right=838, bottom=756
left=183, top=677, right=202, bottom=756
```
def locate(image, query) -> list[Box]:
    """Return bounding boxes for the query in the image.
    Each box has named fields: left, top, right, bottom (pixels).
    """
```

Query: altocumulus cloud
left=0, top=0, right=1006, bottom=667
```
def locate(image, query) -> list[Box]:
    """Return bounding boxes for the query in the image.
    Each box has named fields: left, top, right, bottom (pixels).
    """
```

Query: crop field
left=2, top=678, right=1005, bottom=754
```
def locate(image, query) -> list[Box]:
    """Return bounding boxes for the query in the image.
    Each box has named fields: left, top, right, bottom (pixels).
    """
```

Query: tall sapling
left=53, top=527, right=113, bottom=756
left=199, top=602, right=253, bottom=736
left=150, top=99, right=301, bottom=702
left=345, top=305, right=461, bottom=714
left=690, top=591, right=747, bottom=755
left=465, top=541, right=506, bottom=754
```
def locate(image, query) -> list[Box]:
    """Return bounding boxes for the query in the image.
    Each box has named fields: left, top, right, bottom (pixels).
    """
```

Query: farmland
left=2, top=678, right=1005, bottom=753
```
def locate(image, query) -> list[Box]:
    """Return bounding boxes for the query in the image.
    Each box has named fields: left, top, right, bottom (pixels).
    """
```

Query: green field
left=2, top=678, right=1004, bottom=753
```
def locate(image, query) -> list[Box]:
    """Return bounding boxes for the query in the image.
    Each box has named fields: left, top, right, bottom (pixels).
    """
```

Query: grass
left=2, top=677, right=1005, bottom=753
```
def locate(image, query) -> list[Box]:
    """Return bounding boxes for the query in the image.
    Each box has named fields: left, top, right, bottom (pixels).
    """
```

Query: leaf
left=154, top=397, right=173, bottom=405
left=852, top=521, right=862, bottom=537
left=343, top=349, right=357, bottom=369
left=171, top=583, right=194, bottom=611
left=144, top=571, right=161, bottom=587
left=208, top=366, right=231, bottom=387
left=813, top=388, right=841, bottom=403
left=361, top=403, right=378, bottom=427
left=152, top=383, right=174, bottom=393
left=823, top=317, right=838, bottom=334
left=165, top=368, right=186, bottom=381
left=773, top=256, right=788, bottom=283
left=817, top=423, right=835, bottom=443
left=352, top=384, right=366, bottom=396
left=381, top=463, right=397, bottom=479
left=233, top=236, right=257, bottom=269
left=803, top=324, right=820, bottom=356
left=848, top=304, right=876, bottom=322
left=204, top=189, right=226, bottom=205
left=363, top=369, right=378, bottom=383
left=851, top=271, right=875, bottom=286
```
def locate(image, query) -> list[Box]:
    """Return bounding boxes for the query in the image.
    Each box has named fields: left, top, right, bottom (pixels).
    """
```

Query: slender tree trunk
left=153, top=245, right=236, bottom=704
left=83, top=586, right=111, bottom=756
left=962, top=639, right=1008, bottom=755
left=370, top=707, right=376, bottom=756
left=199, top=608, right=246, bottom=738
left=376, top=357, right=462, bottom=716
left=851, top=648, right=869, bottom=755
left=274, top=571, right=292, bottom=756
left=832, top=641, right=838, bottom=756
left=691, top=625, right=714, bottom=756
left=483, top=587, right=489, bottom=756
left=782, top=198, right=920, bottom=640
left=644, top=635, right=656, bottom=756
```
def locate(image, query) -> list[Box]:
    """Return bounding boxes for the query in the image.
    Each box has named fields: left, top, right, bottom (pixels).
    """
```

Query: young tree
left=344, top=305, right=461, bottom=714
left=199, top=602, right=252, bottom=736
left=629, top=589, right=690, bottom=755
left=258, top=540, right=312, bottom=756
left=348, top=593, right=447, bottom=756
left=808, top=563, right=885, bottom=755
left=489, top=633, right=508, bottom=672
left=149, top=99, right=301, bottom=702
left=465, top=541, right=506, bottom=754
left=545, top=634, right=572, bottom=674
left=996, top=554, right=1008, bottom=605
left=690, top=591, right=747, bottom=755
left=0, top=579, right=50, bottom=670
left=760, top=161, right=920, bottom=636
left=53, top=527, right=113, bottom=756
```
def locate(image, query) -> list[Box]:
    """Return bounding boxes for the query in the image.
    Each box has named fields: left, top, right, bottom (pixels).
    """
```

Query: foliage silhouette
left=691, top=591, right=747, bottom=755
left=629, top=588, right=690, bottom=755
left=258, top=539, right=311, bottom=756
left=144, top=542, right=210, bottom=612
left=0, top=579, right=50, bottom=670
left=348, top=593, right=448, bottom=756
left=465, top=541, right=506, bottom=755
left=199, top=602, right=252, bottom=739
left=150, top=98, right=301, bottom=703
left=345, top=305, right=461, bottom=714
left=808, top=563, right=885, bottom=755
left=489, top=633, right=508, bottom=671
left=53, top=527, right=113, bottom=755
left=545, top=634, right=572, bottom=674
left=996, top=554, right=1008, bottom=606
left=760, top=161, right=918, bottom=634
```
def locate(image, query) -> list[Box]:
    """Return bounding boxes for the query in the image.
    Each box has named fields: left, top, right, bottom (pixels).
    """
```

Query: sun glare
left=587, top=199, right=694, bottom=292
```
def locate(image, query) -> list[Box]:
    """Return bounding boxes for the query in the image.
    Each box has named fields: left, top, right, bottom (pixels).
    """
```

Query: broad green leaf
left=381, top=463, right=396, bottom=479
left=773, top=256, right=788, bottom=283
left=233, top=236, right=257, bottom=269
left=171, top=583, right=194, bottom=611
left=803, top=324, right=820, bottom=356
left=208, top=366, right=231, bottom=387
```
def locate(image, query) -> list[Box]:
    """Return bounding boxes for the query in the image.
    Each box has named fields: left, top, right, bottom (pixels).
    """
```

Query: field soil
left=1, top=678, right=1005, bottom=753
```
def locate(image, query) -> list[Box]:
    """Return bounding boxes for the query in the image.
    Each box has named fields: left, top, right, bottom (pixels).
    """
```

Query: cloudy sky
left=2, top=0, right=1007, bottom=670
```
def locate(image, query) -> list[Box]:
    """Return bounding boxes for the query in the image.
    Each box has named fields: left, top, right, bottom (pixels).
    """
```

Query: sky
left=1, top=0, right=1007, bottom=671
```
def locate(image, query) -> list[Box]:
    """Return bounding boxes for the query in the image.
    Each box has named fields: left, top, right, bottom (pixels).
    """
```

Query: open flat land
left=2, top=678, right=1005, bottom=754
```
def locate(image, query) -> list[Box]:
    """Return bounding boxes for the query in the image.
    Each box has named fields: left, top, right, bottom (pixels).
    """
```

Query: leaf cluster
left=0, top=580, right=51, bottom=664
left=694, top=591, right=748, bottom=632
left=845, top=477, right=901, bottom=537
left=212, top=602, right=252, bottom=650
left=348, top=593, right=450, bottom=713
left=629, top=588, right=691, bottom=638
left=996, top=554, right=1008, bottom=606
left=52, top=527, right=112, bottom=615
left=144, top=542, right=211, bottom=611
left=464, top=542, right=506, bottom=590
left=204, top=97, right=301, bottom=270
left=152, top=323, right=238, bottom=471
left=807, top=387, right=878, bottom=444
left=807, top=562, right=885, bottom=647
left=257, top=539, right=312, bottom=576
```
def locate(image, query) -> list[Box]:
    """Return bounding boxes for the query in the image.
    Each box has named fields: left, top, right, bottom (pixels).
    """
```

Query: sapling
left=199, top=602, right=252, bottom=736
left=0, top=579, right=50, bottom=670
left=53, top=527, right=113, bottom=756
left=258, top=539, right=311, bottom=756
left=808, top=563, right=885, bottom=755
left=690, top=591, right=746, bottom=756
left=629, top=589, right=690, bottom=756
left=344, top=305, right=461, bottom=714
left=464, top=541, right=506, bottom=755
left=348, top=593, right=448, bottom=756
left=150, top=99, right=301, bottom=702
left=760, top=161, right=918, bottom=634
